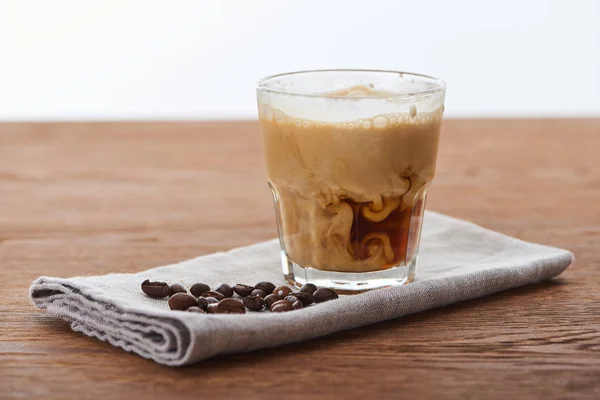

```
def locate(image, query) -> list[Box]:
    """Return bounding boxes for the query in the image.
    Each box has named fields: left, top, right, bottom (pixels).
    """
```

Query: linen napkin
left=30, top=212, right=573, bottom=366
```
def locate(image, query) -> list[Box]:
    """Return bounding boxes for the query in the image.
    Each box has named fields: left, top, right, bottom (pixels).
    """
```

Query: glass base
left=281, top=251, right=417, bottom=292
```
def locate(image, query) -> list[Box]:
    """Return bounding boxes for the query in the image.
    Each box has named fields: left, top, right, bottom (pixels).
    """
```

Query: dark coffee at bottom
left=349, top=196, right=425, bottom=270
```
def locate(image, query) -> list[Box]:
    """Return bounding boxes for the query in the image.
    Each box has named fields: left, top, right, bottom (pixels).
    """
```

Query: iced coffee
left=257, top=70, right=446, bottom=290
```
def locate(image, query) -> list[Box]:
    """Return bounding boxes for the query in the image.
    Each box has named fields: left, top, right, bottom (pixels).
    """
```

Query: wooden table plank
left=1, top=120, right=599, bottom=399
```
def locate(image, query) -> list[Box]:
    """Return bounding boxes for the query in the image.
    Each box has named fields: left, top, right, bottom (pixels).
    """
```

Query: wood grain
left=0, top=120, right=599, bottom=400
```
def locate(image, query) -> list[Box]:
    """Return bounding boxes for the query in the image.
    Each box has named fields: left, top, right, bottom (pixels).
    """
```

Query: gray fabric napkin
left=30, top=212, right=573, bottom=366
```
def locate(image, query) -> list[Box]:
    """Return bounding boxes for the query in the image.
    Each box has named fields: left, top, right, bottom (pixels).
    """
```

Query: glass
left=256, top=70, right=446, bottom=291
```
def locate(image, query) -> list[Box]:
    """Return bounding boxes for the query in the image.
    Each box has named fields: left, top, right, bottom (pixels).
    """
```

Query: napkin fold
left=30, top=212, right=573, bottom=366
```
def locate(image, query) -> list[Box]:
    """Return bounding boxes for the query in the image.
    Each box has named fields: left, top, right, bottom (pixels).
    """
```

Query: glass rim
left=256, top=69, right=446, bottom=100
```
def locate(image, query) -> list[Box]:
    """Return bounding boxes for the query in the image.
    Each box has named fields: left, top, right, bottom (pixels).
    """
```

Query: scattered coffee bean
left=205, top=297, right=219, bottom=305
left=169, top=283, right=187, bottom=295
left=214, top=283, right=234, bottom=298
left=218, top=298, right=246, bottom=314
left=255, top=281, right=276, bottom=295
left=270, top=299, right=293, bottom=312
left=168, top=293, right=198, bottom=311
left=189, top=283, right=211, bottom=297
left=299, top=283, right=318, bottom=295
left=141, top=279, right=171, bottom=298
left=264, top=293, right=282, bottom=308
left=200, top=290, right=225, bottom=301
left=197, top=297, right=209, bottom=311
left=233, top=283, right=254, bottom=297
left=285, top=292, right=314, bottom=306
left=146, top=278, right=339, bottom=315
left=313, top=288, right=339, bottom=303
left=243, top=294, right=265, bottom=311
left=292, top=300, right=303, bottom=310
left=251, top=288, right=267, bottom=298
left=273, top=285, right=293, bottom=297
left=206, top=303, right=220, bottom=314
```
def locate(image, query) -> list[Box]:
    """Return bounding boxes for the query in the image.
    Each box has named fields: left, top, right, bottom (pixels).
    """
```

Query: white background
left=0, top=0, right=598, bottom=120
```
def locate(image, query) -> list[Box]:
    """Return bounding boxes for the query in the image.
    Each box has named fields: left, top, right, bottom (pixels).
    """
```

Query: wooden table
left=1, top=120, right=599, bottom=399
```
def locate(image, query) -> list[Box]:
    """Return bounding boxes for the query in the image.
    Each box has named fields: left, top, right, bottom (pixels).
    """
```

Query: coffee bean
left=206, top=303, right=220, bottom=314
left=168, top=293, right=198, bottom=311
left=270, top=299, right=292, bottom=312
left=251, top=288, right=267, bottom=298
left=292, top=300, right=303, bottom=310
left=264, top=294, right=282, bottom=308
left=218, top=298, right=246, bottom=314
left=196, top=297, right=209, bottom=311
left=285, top=292, right=314, bottom=306
left=189, top=283, right=211, bottom=297
left=200, top=290, right=225, bottom=301
left=214, top=283, right=234, bottom=298
left=255, top=281, right=276, bottom=294
left=141, top=279, right=171, bottom=298
left=299, top=283, right=318, bottom=295
left=233, top=284, right=255, bottom=297
left=205, top=297, right=219, bottom=305
left=169, top=283, right=187, bottom=295
left=187, top=306, right=205, bottom=313
left=313, top=288, right=339, bottom=303
left=243, top=294, right=265, bottom=311
left=273, top=286, right=293, bottom=297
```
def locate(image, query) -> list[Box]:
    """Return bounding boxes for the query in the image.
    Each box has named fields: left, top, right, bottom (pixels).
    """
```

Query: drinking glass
left=257, top=70, right=446, bottom=291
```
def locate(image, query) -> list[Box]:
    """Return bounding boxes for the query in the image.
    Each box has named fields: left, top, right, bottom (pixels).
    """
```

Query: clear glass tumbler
left=257, top=70, right=446, bottom=291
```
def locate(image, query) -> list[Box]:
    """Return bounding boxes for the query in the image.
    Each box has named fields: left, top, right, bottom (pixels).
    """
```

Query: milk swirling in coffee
left=260, top=87, right=443, bottom=273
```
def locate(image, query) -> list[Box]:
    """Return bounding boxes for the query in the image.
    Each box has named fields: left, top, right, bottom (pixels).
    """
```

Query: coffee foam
left=261, top=104, right=443, bottom=130
left=317, top=84, right=398, bottom=98
left=258, top=85, right=444, bottom=126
